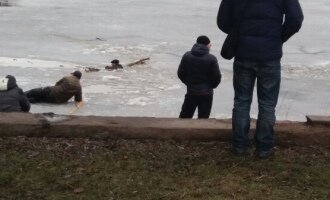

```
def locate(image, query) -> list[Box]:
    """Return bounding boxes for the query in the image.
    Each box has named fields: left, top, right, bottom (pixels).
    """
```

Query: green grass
left=0, top=137, right=329, bottom=200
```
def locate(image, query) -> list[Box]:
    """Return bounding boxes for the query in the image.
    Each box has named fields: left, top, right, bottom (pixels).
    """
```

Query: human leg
left=232, top=59, right=257, bottom=153
left=179, top=94, right=198, bottom=118
left=255, top=60, right=281, bottom=154
left=25, top=87, right=55, bottom=103
left=197, top=95, right=213, bottom=119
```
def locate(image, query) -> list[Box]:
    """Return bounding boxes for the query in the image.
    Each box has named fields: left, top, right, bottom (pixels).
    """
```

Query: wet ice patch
left=283, top=62, right=330, bottom=79
left=43, top=113, right=70, bottom=123
left=84, top=85, right=112, bottom=94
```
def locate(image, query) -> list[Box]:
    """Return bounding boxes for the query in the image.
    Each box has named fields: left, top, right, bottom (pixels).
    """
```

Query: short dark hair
left=197, top=35, right=210, bottom=46
left=111, top=59, right=120, bottom=65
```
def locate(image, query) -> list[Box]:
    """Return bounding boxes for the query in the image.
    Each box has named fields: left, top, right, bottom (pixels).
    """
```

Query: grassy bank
left=0, top=137, right=329, bottom=200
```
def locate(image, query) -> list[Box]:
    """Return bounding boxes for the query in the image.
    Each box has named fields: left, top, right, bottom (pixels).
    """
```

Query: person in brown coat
left=25, top=71, right=83, bottom=105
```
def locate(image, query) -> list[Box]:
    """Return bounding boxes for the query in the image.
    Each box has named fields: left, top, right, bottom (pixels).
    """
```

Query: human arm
left=74, top=86, right=83, bottom=104
left=18, top=88, right=31, bottom=112
left=210, top=58, right=222, bottom=88
left=282, top=0, right=304, bottom=42
left=217, top=0, right=234, bottom=34
left=177, top=54, right=188, bottom=85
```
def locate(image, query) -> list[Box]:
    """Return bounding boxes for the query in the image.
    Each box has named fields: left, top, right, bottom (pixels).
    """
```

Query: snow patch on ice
left=164, top=84, right=181, bottom=91
left=83, top=44, right=155, bottom=55
left=102, top=75, right=122, bottom=80
left=0, top=57, right=80, bottom=69
left=126, top=97, right=153, bottom=106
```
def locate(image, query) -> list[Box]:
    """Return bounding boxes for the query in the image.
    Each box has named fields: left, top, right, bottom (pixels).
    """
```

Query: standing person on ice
left=177, top=35, right=222, bottom=119
left=217, top=0, right=304, bottom=158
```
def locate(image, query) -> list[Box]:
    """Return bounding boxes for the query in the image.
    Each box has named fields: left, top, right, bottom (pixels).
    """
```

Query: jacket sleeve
left=74, top=86, right=83, bottom=102
left=18, top=88, right=31, bottom=112
left=217, top=0, right=234, bottom=34
left=210, top=58, right=222, bottom=88
left=282, top=0, right=304, bottom=43
left=177, top=54, right=188, bottom=85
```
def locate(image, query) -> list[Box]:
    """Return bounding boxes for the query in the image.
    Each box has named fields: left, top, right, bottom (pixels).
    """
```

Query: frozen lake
left=0, top=0, right=329, bottom=121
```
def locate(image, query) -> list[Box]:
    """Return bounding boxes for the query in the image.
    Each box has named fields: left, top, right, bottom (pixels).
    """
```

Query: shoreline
left=0, top=113, right=329, bottom=147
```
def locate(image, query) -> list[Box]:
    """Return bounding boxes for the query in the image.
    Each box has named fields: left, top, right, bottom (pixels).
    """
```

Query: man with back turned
left=217, top=0, right=304, bottom=158
left=178, top=35, right=221, bottom=119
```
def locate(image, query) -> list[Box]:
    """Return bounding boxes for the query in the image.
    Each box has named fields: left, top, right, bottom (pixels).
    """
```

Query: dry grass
left=0, top=137, right=329, bottom=200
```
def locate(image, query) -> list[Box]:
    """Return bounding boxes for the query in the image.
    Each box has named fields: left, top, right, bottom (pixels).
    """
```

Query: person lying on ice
left=0, top=75, right=30, bottom=112
left=25, top=71, right=83, bottom=107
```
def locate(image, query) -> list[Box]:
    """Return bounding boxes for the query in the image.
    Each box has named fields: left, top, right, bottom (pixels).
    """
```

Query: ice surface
left=0, top=0, right=329, bottom=121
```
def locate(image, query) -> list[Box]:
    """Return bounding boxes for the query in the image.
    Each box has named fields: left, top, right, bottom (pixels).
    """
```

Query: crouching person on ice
left=178, top=35, right=222, bottom=119
left=25, top=71, right=83, bottom=107
left=0, top=75, right=30, bottom=112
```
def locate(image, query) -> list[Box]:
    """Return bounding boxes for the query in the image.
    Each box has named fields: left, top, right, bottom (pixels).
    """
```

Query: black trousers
left=25, top=87, right=57, bottom=103
left=179, top=94, right=213, bottom=119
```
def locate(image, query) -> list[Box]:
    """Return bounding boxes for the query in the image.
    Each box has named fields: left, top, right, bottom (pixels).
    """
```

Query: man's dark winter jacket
left=178, top=43, right=221, bottom=95
left=217, top=0, right=304, bottom=61
left=50, top=75, right=82, bottom=103
left=0, top=75, right=30, bottom=112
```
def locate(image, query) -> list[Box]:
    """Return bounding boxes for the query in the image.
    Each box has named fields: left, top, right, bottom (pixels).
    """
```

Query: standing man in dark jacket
left=217, top=0, right=304, bottom=158
left=0, top=75, right=30, bottom=112
left=25, top=71, right=83, bottom=106
left=178, top=36, right=222, bottom=119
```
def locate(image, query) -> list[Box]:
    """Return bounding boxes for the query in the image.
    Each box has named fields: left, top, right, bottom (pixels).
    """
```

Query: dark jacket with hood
left=217, top=0, right=304, bottom=61
left=178, top=43, right=221, bottom=95
left=50, top=75, right=82, bottom=103
left=0, top=75, right=30, bottom=112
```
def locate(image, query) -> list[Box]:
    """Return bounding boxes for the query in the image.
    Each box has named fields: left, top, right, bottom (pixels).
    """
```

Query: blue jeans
left=232, top=59, right=281, bottom=152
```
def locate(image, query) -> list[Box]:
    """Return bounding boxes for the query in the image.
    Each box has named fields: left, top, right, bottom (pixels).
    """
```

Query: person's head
left=71, top=71, right=82, bottom=80
left=197, top=35, right=211, bottom=49
left=111, top=59, right=120, bottom=65
left=0, top=75, right=17, bottom=91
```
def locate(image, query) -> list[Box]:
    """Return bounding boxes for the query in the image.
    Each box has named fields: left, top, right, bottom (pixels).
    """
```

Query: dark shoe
left=255, top=149, right=274, bottom=159
left=230, top=147, right=249, bottom=157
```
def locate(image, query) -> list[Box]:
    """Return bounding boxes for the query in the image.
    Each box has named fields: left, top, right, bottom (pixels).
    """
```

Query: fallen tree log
left=126, top=57, right=150, bottom=67
left=0, top=113, right=329, bottom=147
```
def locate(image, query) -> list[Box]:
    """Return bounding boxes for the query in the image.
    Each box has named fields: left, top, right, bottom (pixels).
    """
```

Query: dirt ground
left=0, top=137, right=329, bottom=200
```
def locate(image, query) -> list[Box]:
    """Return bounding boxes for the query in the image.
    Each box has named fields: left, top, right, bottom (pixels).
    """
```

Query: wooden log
left=126, top=57, right=150, bottom=67
left=84, top=67, right=101, bottom=72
